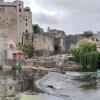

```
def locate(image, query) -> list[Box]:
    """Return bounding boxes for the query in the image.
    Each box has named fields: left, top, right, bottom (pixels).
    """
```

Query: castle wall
left=0, top=6, right=5, bottom=34
left=5, top=6, right=17, bottom=40
left=0, top=0, right=4, bottom=4
left=65, top=35, right=83, bottom=52
left=0, top=0, right=32, bottom=43
left=33, top=34, right=54, bottom=52
left=14, top=0, right=32, bottom=43
left=22, top=33, right=54, bottom=54
left=0, top=5, right=17, bottom=39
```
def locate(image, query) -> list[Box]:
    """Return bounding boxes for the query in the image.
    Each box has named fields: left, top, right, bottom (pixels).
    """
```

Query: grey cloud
left=33, top=13, right=59, bottom=25
left=5, top=0, right=100, bottom=33
left=33, top=0, right=100, bottom=33
left=32, top=12, right=61, bottom=29
left=34, top=0, right=100, bottom=13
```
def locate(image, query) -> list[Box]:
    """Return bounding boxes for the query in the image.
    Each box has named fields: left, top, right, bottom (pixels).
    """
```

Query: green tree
left=33, top=24, right=43, bottom=33
left=22, top=43, right=34, bottom=58
left=70, top=39, right=99, bottom=71
left=83, top=31, right=93, bottom=38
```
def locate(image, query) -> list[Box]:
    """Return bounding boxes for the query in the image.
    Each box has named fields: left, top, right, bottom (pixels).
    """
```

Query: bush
left=70, top=39, right=99, bottom=71
left=22, top=43, right=34, bottom=58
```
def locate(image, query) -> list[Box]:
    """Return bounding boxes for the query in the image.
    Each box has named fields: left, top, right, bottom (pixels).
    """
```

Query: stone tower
left=13, top=0, right=32, bottom=43
left=0, top=0, right=32, bottom=43
left=0, top=0, right=4, bottom=4
left=0, top=0, right=4, bottom=2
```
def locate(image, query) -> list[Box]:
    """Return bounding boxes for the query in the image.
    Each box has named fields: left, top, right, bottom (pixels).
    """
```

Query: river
left=34, top=72, right=100, bottom=100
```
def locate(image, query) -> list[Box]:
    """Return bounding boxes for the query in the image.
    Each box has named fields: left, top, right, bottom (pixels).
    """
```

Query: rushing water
left=1, top=72, right=100, bottom=100
left=35, top=72, right=100, bottom=100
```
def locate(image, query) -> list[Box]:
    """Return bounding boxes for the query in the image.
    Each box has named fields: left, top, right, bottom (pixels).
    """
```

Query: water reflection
left=1, top=72, right=100, bottom=100
left=73, top=73, right=100, bottom=91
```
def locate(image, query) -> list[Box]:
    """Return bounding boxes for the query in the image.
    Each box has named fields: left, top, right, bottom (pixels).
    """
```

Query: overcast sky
left=5, top=0, right=100, bottom=34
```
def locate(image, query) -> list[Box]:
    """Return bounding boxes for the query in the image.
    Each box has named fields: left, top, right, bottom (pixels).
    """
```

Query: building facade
left=0, top=32, right=7, bottom=65
left=0, top=0, right=32, bottom=43
left=7, top=39, right=27, bottom=60
left=32, top=33, right=54, bottom=52
left=47, top=27, right=66, bottom=38
left=22, top=32, right=54, bottom=56
left=47, top=28, right=66, bottom=52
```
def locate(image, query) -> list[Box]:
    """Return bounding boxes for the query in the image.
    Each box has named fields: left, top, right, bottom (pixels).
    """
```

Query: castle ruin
left=0, top=0, right=32, bottom=43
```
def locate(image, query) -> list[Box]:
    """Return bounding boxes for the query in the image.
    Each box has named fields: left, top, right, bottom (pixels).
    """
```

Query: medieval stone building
left=47, top=27, right=66, bottom=38
left=22, top=32, right=54, bottom=56
left=0, top=0, right=32, bottom=43
left=22, top=28, right=83, bottom=56
left=47, top=28, right=66, bottom=53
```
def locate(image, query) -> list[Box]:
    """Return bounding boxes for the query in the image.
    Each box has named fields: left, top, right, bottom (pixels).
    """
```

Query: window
left=19, top=4, right=21, bottom=6
left=43, top=38, right=45, bottom=42
left=13, top=53, right=17, bottom=59
left=20, top=20, right=21, bottom=23
left=26, top=23, right=27, bottom=26
left=18, top=42, right=21, bottom=46
left=9, top=86, right=13, bottom=90
left=25, top=30, right=28, bottom=33
left=26, top=18, right=27, bottom=21
left=9, top=44, right=14, bottom=49
left=19, top=9, right=21, bottom=12
left=20, top=15, right=21, bottom=17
